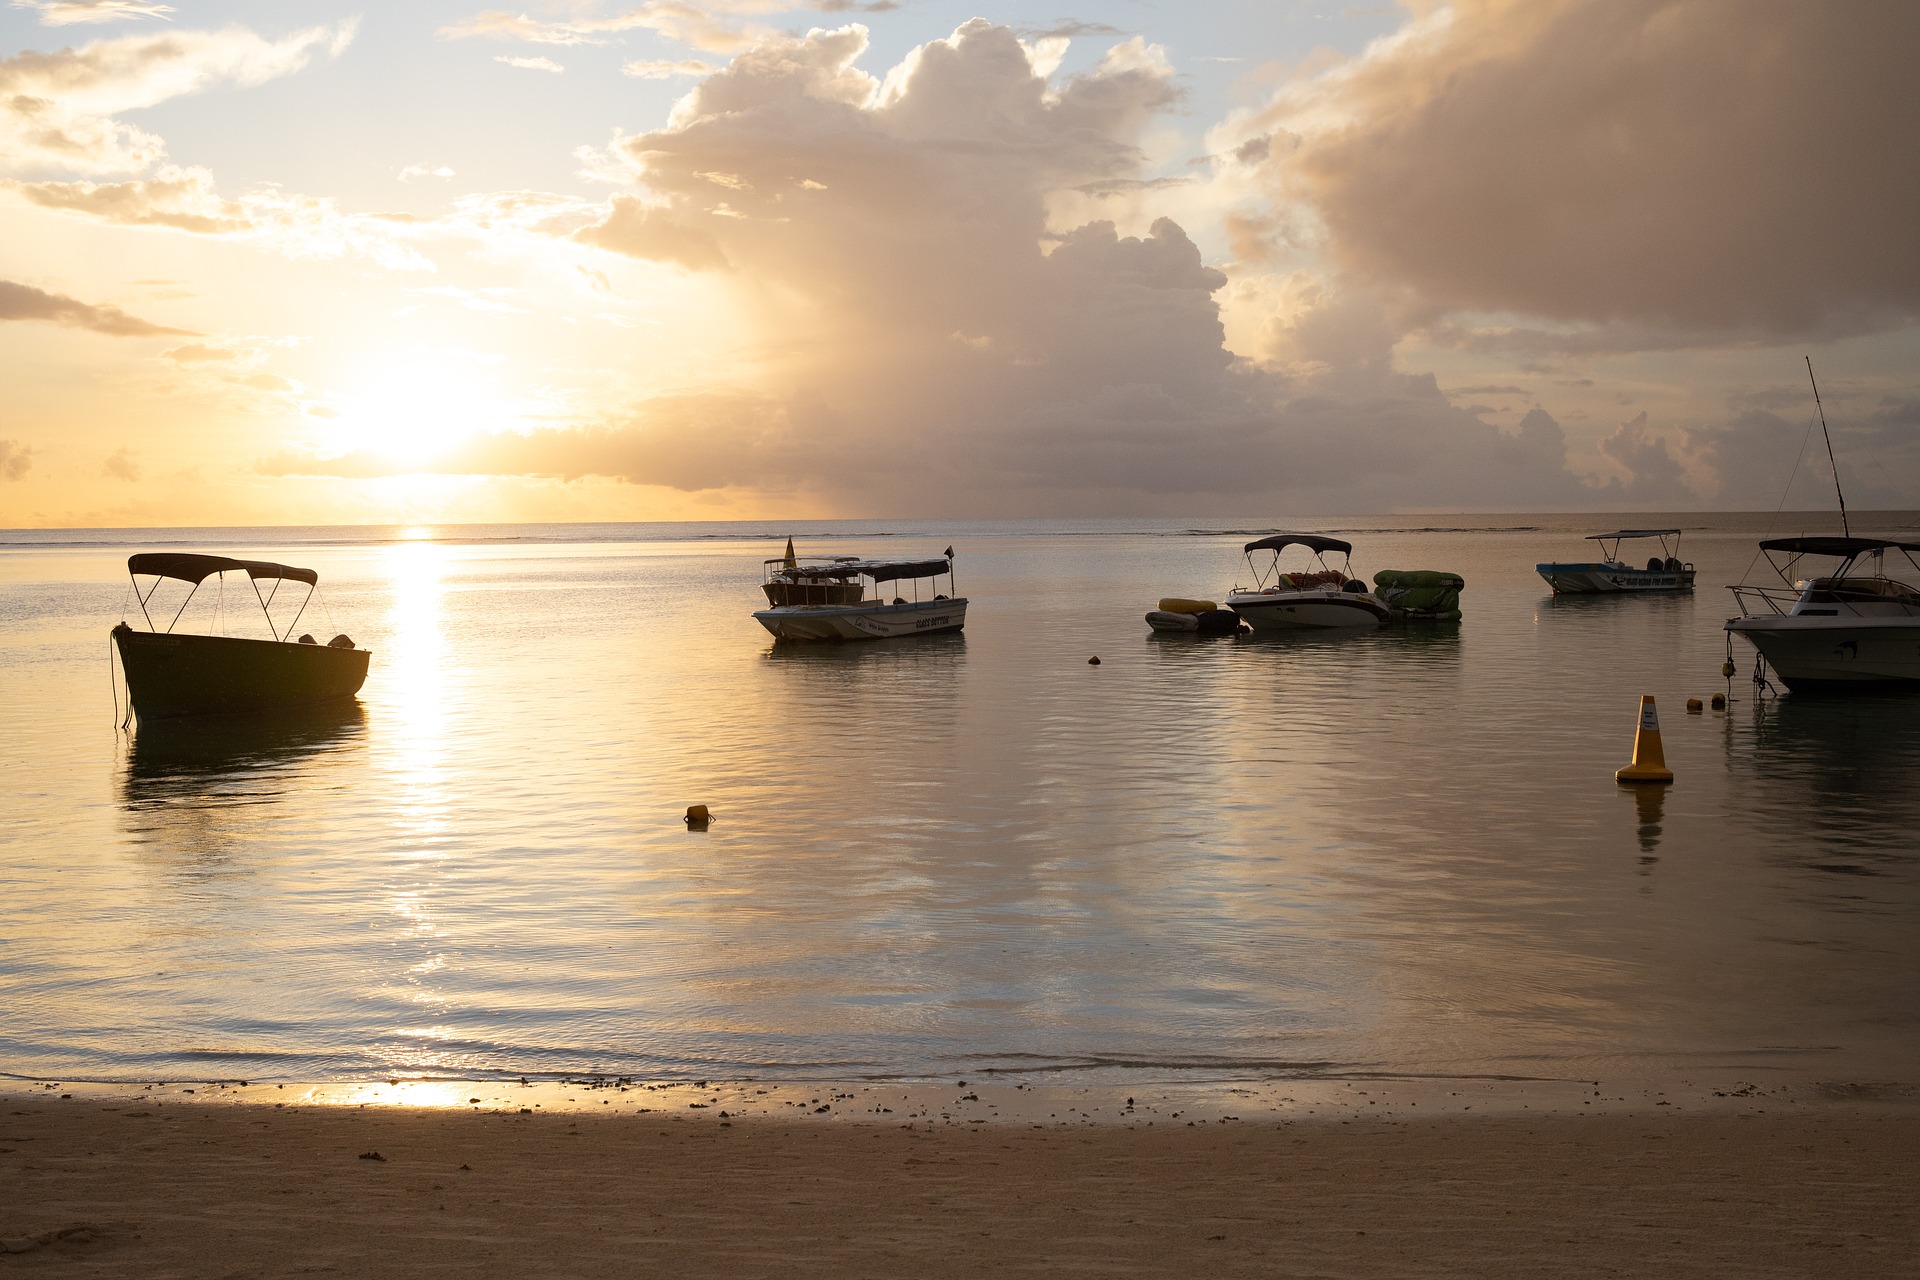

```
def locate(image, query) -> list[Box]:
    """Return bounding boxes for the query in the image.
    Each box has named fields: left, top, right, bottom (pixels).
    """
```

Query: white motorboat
left=1726, top=536, right=1920, bottom=690
left=1536, top=529, right=1695, bottom=594
left=753, top=544, right=967, bottom=642
left=1226, top=534, right=1390, bottom=631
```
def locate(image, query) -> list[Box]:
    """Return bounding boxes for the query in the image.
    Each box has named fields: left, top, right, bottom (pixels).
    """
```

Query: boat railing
left=1727, top=583, right=1800, bottom=617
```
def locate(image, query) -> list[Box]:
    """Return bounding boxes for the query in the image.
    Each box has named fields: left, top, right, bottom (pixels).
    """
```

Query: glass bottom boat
left=1537, top=529, right=1695, bottom=594
left=753, top=546, right=967, bottom=642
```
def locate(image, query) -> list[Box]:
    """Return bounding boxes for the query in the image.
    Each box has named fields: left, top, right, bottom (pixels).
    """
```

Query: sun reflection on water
left=372, top=540, right=459, bottom=1062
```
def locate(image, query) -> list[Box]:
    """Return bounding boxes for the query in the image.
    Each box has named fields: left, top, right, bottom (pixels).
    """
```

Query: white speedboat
left=1536, top=529, right=1695, bottom=594
left=753, top=545, right=966, bottom=642
left=1226, top=534, right=1390, bottom=631
left=1726, top=536, right=1920, bottom=690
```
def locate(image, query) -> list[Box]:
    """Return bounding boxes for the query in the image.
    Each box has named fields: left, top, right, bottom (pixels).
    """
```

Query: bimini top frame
left=1240, top=533, right=1355, bottom=591
left=126, top=552, right=321, bottom=641
left=1584, top=529, right=1684, bottom=565
left=1729, top=536, right=1920, bottom=617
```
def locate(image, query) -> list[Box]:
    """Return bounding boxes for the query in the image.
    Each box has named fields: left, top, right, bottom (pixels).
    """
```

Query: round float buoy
left=1686, top=698, right=1703, bottom=713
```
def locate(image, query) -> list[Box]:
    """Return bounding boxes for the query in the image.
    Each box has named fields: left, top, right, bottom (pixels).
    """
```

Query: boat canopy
left=1758, top=536, right=1920, bottom=558
left=129, top=552, right=319, bottom=586
left=860, top=559, right=951, bottom=583
left=1586, top=529, right=1680, bottom=541
left=1244, top=533, right=1352, bottom=556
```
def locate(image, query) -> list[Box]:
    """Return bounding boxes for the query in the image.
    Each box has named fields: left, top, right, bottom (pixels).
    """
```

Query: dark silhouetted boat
left=111, top=552, right=371, bottom=720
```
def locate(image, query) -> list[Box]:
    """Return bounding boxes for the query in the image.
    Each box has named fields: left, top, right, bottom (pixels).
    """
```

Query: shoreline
left=6, top=1091, right=1917, bottom=1277
left=7, top=1069, right=1915, bottom=1125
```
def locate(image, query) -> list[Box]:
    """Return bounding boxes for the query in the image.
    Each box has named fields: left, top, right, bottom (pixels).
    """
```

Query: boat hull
left=113, top=625, right=371, bottom=719
left=753, top=598, right=968, bottom=642
left=1537, top=563, right=1695, bottom=594
left=1227, top=590, right=1390, bottom=631
left=1726, top=616, right=1920, bottom=689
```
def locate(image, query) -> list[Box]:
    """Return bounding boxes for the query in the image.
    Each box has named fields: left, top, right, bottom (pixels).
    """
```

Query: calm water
left=2, top=515, right=1916, bottom=1088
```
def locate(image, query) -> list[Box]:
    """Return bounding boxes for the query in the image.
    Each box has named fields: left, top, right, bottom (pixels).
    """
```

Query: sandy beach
left=5, top=1091, right=1916, bottom=1278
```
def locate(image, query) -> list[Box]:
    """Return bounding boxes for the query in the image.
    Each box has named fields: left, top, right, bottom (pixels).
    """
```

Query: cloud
left=5, top=165, right=440, bottom=270
left=8, top=163, right=247, bottom=231
left=13, top=0, right=174, bottom=24
left=0, top=21, right=358, bottom=175
left=398, top=163, right=455, bottom=182
left=623, top=57, right=715, bottom=79
left=163, top=341, right=237, bottom=361
left=0, top=439, right=31, bottom=480
left=102, top=444, right=140, bottom=479
left=439, top=3, right=774, bottom=55
left=1248, top=0, right=1920, bottom=344
left=495, top=54, right=564, bottom=73
left=573, top=195, right=729, bottom=269
left=382, top=20, right=1633, bottom=512
left=0, top=278, right=193, bottom=336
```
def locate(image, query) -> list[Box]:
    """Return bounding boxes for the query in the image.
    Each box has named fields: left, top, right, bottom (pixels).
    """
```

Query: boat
left=1372, top=570, right=1465, bottom=621
left=1725, top=536, right=1920, bottom=689
left=1145, top=597, right=1243, bottom=635
left=1535, top=530, right=1695, bottom=594
left=111, top=553, right=371, bottom=720
left=1225, top=534, right=1391, bottom=631
left=1724, top=358, right=1920, bottom=691
left=754, top=544, right=966, bottom=641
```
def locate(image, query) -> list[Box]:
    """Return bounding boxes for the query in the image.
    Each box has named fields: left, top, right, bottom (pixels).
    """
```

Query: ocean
left=2, top=514, right=1915, bottom=1089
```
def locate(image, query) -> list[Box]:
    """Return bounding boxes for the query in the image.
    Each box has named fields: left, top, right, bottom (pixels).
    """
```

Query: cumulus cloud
left=298, top=19, right=1619, bottom=513
left=495, top=54, right=563, bottom=73
left=0, top=278, right=192, bottom=336
left=0, top=21, right=357, bottom=175
left=0, top=439, right=31, bottom=480
left=1245, top=0, right=1920, bottom=344
left=572, top=195, right=728, bottom=270
left=398, top=163, right=455, bottom=182
left=13, top=0, right=174, bottom=24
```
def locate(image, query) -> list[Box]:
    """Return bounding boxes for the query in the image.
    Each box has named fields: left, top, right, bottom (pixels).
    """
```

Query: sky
left=1, top=0, right=1916, bottom=527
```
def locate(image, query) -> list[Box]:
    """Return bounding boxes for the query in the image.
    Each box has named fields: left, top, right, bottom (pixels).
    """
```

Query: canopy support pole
left=249, top=576, right=280, bottom=642
left=165, top=581, right=201, bottom=635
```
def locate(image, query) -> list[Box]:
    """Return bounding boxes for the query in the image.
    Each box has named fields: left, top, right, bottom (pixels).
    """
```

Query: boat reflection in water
left=121, top=703, right=369, bottom=861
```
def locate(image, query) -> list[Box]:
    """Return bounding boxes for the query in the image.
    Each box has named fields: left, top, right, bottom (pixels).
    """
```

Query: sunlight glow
left=326, top=352, right=525, bottom=467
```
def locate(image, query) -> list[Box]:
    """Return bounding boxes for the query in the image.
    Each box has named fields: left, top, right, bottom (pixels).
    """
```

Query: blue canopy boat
left=1537, top=530, right=1695, bottom=594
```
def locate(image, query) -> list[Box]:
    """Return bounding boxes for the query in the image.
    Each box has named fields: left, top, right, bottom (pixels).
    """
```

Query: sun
left=324, top=351, right=526, bottom=468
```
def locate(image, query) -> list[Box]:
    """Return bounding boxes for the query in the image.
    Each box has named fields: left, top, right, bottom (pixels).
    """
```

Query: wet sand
left=4, top=1093, right=1916, bottom=1277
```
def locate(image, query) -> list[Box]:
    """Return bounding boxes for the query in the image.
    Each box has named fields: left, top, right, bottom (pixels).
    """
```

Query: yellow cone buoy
left=1615, top=695, right=1674, bottom=784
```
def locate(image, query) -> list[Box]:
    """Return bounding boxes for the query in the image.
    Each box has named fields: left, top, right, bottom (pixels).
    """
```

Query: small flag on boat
left=783, top=537, right=797, bottom=568
left=944, top=546, right=953, bottom=559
